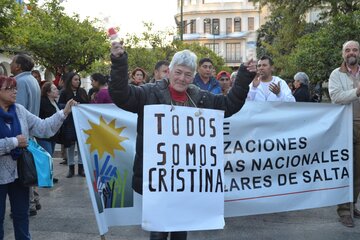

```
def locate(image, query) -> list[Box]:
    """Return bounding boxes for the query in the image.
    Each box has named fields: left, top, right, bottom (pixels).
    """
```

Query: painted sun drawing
left=84, top=116, right=129, bottom=158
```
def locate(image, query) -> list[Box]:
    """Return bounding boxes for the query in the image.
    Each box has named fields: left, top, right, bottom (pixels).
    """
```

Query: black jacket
left=38, top=96, right=60, bottom=142
left=109, top=52, right=255, bottom=194
left=58, top=87, right=89, bottom=147
left=293, top=85, right=310, bottom=102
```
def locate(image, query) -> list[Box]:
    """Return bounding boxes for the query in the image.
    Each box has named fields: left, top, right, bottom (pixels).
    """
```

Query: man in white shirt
left=247, top=56, right=295, bottom=102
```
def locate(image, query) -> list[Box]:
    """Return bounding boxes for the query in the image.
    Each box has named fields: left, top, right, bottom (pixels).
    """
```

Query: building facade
left=175, top=0, right=269, bottom=68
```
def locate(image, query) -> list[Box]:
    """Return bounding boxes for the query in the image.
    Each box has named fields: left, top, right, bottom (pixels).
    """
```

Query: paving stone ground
left=4, top=148, right=360, bottom=240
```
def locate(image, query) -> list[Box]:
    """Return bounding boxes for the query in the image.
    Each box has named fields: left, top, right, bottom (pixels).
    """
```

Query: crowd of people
left=0, top=39, right=359, bottom=239
left=110, top=51, right=322, bottom=105
left=0, top=53, right=77, bottom=240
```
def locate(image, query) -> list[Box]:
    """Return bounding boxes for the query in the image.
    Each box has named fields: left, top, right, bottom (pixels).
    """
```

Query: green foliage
left=256, top=4, right=312, bottom=78
left=0, top=0, right=22, bottom=46
left=254, top=0, right=360, bottom=16
left=124, top=23, right=228, bottom=79
left=11, top=0, right=109, bottom=74
left=87, top=23, right=229, bottom=81
left=320, top=1, right=360, bottom=18
left=255, top=0, right=360, bottom=84
left=289, top=11, right=360, bottom=83
left=108, top=22, right=178, bottom=80
left=84, top=59, right=111, bottom=77
left=2, top=0, right=234, bottom=80
left=256, top=14, right=281, bottom=57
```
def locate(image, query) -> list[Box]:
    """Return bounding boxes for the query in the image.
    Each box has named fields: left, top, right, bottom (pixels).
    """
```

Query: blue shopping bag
left=27, top=139, right=53, bottom=188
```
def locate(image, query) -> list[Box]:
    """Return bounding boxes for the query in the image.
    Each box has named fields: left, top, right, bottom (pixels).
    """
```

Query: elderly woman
left=293, top=72, right=311, bottom=102
left=109, top=42, right=256, bottom=240
left=0, top=75, right=76, bottom=240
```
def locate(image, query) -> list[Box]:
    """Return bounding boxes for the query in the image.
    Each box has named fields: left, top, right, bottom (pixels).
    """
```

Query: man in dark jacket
left=193, top=58, right=221, bottom=94
left=108, top=41, right=256, bottom=240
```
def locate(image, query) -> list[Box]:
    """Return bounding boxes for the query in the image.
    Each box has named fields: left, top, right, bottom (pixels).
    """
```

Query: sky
left=61, top=0, right=178, bottom=37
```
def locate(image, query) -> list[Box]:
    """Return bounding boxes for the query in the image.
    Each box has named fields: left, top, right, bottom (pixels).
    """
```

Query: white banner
left=72, top=101, right=352, bottom=235
left=72, top=104, right=140, bottom=235
left=223, top=101, right=353, bottom=217
left=142, top=105, right=225, bottom=231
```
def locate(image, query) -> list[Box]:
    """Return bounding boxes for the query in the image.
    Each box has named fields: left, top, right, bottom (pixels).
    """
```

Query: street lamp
left=176, top=19, right=199, bottom=41
left=178, top=1, right=200, bottom=41
left=180, top=19, right=197, bottom=37
left=180, top=0, right=184, bottom=41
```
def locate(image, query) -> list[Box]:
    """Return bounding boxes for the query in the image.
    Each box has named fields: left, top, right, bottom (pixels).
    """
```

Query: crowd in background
left=2, top=39, right=357, bottom=240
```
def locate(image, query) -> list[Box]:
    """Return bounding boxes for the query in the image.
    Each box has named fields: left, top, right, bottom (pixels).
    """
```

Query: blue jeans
left=0, top=180, right=31, bottom=240
left=66, top=142, right=82, bottom=165
left=150, top=231, right=187, bottom=240
left=36, top=139, right=55, bottom=157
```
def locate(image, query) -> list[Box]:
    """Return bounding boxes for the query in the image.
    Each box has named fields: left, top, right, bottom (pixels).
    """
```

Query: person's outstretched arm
left=108, top=41, right=146, bottom=113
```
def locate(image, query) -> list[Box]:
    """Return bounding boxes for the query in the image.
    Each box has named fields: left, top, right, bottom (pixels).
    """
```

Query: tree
left=254, top=0, right=360, bottom=81
left=289, top=11, right=360, bottom=83
left=256, top=4, right=309, bottom=77
left=11, top=0, right=109, bottom=74
left=0, top=0, right=21, bottom=47
left=4, top=0, right=230, bottom=79
left=88, top=23, right=229, bottom=80
left=253, top=0, right=360, bottom=17
left=125, top=39, right=229, bottom=80
left=124, top=22, right=174, bottom=78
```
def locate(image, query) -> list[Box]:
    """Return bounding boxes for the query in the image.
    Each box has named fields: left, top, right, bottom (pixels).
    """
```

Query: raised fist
left=111, top=41, right=125, bottom=57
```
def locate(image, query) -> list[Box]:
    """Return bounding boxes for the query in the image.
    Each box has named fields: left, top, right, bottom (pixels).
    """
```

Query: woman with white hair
left=109, top=42, right=257, bottom=240
left=293, top=72, right=310, bottom=102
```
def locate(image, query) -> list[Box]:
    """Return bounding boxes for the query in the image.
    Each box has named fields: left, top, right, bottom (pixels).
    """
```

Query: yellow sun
left=84, top=116, right=129, bottom=158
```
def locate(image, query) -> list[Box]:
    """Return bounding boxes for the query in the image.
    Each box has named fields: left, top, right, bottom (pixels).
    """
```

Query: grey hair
left=169, top=50, right=197, bottom=74
left=342, top=40, right=360, bottom=51
left=294, top=72, right=309, bottom=86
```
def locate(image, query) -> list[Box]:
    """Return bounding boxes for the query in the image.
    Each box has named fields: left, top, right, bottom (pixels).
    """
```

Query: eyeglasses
left=1, top=86, right=17, bottom=92
left=219, top=78, right=230, bottom=81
